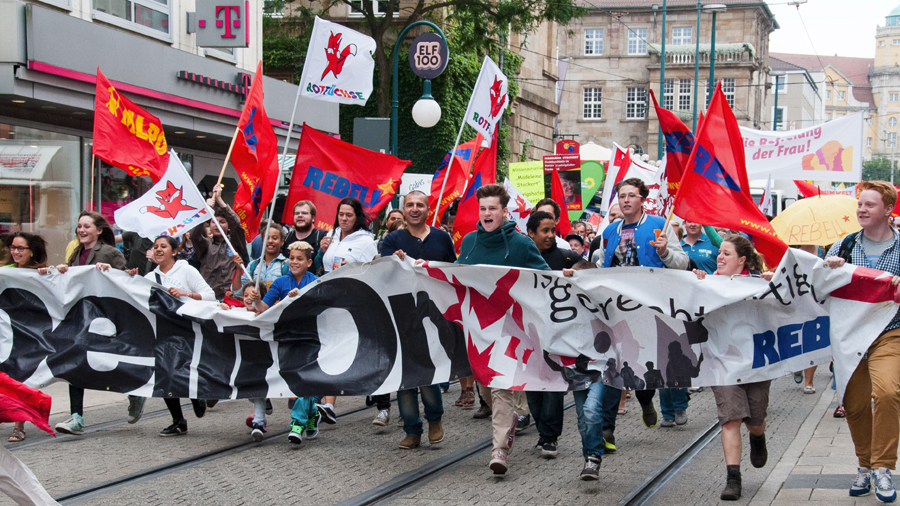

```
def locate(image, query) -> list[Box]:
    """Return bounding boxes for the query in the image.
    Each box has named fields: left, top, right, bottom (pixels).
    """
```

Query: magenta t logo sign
left=215, top=5, right=240, bottom=38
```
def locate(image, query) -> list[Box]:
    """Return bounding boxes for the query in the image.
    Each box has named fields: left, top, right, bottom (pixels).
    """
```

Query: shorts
left=710, top=380, right=771, bottom=426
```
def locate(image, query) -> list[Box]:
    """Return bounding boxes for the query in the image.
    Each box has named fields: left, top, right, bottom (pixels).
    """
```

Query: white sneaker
left=372, top=409, right=390, bottom=426
left=874, top=468, right=897, bottom=503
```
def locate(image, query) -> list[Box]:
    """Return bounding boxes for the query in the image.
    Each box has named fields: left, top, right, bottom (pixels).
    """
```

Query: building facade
left=554, top=0, right=777, bottom=161
left=0, top=0, right=337, bottom=263
left=766, top=56, right=824, bottom=133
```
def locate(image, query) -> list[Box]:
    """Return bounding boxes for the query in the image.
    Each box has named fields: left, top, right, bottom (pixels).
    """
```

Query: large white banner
left=0, top=250, right=894, bottom=400
left=741, top=113, right=863, bottom=182
left=298, top=16, right=376, bottom=106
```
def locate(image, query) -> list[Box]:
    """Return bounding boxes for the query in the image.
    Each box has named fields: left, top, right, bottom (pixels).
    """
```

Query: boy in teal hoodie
left=456, top=184, right=549, bottom=475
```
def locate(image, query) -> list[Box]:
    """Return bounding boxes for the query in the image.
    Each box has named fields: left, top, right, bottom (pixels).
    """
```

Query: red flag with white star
left=281, top=124, right=411, bottom=230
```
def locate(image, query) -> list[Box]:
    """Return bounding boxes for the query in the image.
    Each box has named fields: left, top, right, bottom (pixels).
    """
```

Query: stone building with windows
left=765, top=55, right=825, bottom=133
left=554, top=0, right=777, bottom=159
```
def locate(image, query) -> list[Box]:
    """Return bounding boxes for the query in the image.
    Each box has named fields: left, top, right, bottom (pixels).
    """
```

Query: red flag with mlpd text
left=673, top=83, right=787, bottom=268
left=550, top=167, right=573, bottom=237
left=0, top=372, right=53, bottom=436
left=93, top=68, right=168, bottom=182
left=427, top=134, right=483, bottom=226
left=649, top=89, right=692, bottom=196
left=231, top=62, right=280, bottom=242
left=282, top=124, right=411, bottom=230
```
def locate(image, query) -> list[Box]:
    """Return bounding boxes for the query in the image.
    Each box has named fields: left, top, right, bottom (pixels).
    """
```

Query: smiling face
left=716, top=241, right=746, bottom=276
left=9, top=237, right=31, bottom=267
left=76, top=215, right=101, bottom=247
left=338, top=204, right=357, bottom=234
left=478, top=196, right=506, bottom=233
left=857, top=189, right=893, bottom=231
left=293, top=204, right=314, bottom=231
left=152, top=237, right=176, bottom=267
left=288, top=248, right=312, bottom=277
left=528, top=218, right=557, bottom=252
left=683, top=220, right=702, bottom=238
left=265, top=227, right=284, bottom=255
left=242, top=286, right=259, bottom=307
left=617, top=185, right=644, bottom=224
left=403, top=193, right=428, bottom=227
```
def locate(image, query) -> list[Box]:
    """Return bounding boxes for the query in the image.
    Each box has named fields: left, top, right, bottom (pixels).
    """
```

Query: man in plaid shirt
left=825, top=180, right=900, bottom=503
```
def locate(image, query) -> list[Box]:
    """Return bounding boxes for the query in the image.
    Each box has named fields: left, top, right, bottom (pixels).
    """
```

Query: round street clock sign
left=408, top=32, right=449, bottom=80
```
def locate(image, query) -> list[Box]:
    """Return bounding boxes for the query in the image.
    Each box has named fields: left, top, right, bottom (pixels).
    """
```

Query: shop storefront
left=0, top=0, right=338, bottom=263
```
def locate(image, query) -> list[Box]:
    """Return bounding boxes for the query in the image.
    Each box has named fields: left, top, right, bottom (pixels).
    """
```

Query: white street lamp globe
left=412, top=98, right=441, bottom=128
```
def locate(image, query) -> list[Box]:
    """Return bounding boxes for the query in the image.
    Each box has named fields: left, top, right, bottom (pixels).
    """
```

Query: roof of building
left=890, top=4, right=900, bottom=17
left=770, top=52, right=875, bottom=107
left=575, top=0, right=778, bottom=28
left=769, top=56, right=806, bottom=73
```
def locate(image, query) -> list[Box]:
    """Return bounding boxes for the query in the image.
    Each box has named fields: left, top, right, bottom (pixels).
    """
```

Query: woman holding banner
left=694, top=235, right=771, bottom=501
left=51, top=211, right=136, bottom=436
left=2, top=232, right=49, bottom=442
left=140, top=235, right=215, bottom=436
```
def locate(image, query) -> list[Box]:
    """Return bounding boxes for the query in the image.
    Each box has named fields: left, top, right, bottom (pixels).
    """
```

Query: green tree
left=863, top=156, right=898, bottom=182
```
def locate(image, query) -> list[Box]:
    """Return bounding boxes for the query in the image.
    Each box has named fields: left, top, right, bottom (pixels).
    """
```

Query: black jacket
left=540, top=243, right=582, bottom=270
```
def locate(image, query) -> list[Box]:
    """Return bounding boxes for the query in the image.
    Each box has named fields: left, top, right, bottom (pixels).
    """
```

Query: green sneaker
left=288, top=422, right=303, bottom=445
left=55, top=413, right=84, bottom=435
left=305, top=411, right=321, bottom=440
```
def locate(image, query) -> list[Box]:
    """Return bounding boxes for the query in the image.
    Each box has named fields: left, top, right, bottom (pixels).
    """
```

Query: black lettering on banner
left=755, top=281, right=792, bottom=306
left=617, top=295, right=642, bottom=312
left=596, top=297, right=614, bottom=320
left=274, top=278, right=398, bottom=397
left=792, top=263, right=823, bottom=304
left=0, top=288, right=58, bottom=380
left=548, top=278, right=577, bottom=323
left=577, top=293, right=600, bottom=314
left=149, top=287, right=197, bottom=397
left=234, top=339, right=274, bottom=399
left=389, top=291, right=470, bottom=389
left=194, top=324, right=238, bottom=400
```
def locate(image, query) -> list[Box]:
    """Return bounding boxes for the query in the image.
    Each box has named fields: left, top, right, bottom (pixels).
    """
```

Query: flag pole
left=254, top=87, right=302, bottom=290
left=431, top=121, right=468, bottom=227
left=89, top=154, right=96, bottom=211
left=216, top=125, right=241, bottom=189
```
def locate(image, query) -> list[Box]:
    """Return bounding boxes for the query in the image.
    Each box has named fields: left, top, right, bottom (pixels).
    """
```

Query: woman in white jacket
left=142, top=235, right=216, bottom=437
left=312, top=197, right=377, bottom=423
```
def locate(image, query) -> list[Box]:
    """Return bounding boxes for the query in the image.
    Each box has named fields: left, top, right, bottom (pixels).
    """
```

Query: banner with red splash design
left=740, top=113, right=863, bottom=183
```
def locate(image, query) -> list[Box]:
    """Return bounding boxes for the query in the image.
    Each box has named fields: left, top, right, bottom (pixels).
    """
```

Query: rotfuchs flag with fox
left=673, top=83, right=788, bottom=267
left=281, top=124, right=410, bottom=230
left=465, top=57, right=509, bottom=143
left=93, top=69, right=168, bottom=182
left=298, top=16, right=376, bottom=106
left=114, top=152, right=212, bottom=239
left=231, top=62, right=280, bottom=242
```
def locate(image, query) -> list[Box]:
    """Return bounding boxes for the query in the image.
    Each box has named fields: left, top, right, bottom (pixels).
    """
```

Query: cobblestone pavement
left=0, top=371, right=838, bottom=506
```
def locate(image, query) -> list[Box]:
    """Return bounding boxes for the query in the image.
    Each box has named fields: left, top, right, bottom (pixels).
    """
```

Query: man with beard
left=282, top=201, right=328, bottom=262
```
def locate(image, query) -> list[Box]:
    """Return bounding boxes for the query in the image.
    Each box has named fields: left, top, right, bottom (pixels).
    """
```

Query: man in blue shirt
left=681, top=220, right=719, bottom=274
left=379, top=190, right=456, bottom=450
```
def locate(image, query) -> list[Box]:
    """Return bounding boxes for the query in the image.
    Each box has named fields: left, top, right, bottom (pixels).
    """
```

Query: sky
left=767, top=0, right=897, bottom=58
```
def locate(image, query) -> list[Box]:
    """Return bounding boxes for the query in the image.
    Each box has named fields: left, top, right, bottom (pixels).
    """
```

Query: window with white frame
left=893, top=38, right=900, bottom=45
left=890, top=117, right=898, bottom=128
left=628, top=29, right=648, bottom=55
left=890, top=132, right=898, bottom=148
left=663, top=79, right=675, bottom=110
left=773, top=107, right=785, bottom=130
left=881, top=40, right=886, bottom=47
left=583, top=87, right=602, bottom=119
left=626, top=88, right=647, bottom=119
left=838, top=90, right=846, bottom=101
left=92, top=0, right=170, bottom=38
left=722, top=78, right=736, bottom=107
left=678, top=79, right=692, bottom=111
left=891, top=93, right=899, bottom=102
left=826, top=89, right=831, bottom=100
left=349, top=0, right=394, bottom=16
left=672, top=27, right=692, bottom=45
left=584, top=29, right=603, bottom=55
left=868, top=137, right=873, bottom=147
left=773, top=75, right=786, bottom=93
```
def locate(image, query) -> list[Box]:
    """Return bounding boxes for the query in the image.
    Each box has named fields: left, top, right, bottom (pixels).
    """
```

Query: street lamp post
left=656, top=0, right=667, bottom=160
left=390, top=21, right=448, bottom=156
left=704, top=4, right=726, bottom=102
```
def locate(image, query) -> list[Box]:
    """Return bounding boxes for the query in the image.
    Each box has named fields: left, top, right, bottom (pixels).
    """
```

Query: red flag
left=451, top=171, right=483, bottom=254
left=231, top=62, right=281, bottom=242
left=650, top=89, right=691, bottom=196
left=282, top=124, right=410, bottom=229
left=673, top=83, right=787, bottom=267
left=93, top=69, right=168, bottom=182
left=794, top=180, right=819, bottom=198
left=611, top=145, right=632, bottom=188
left=0, top=372, right=53, bottom=437
left=427, top=135, right=483, bottom=225
left=550, top=168, right=573, bottom=237
left=476, top=132, right=498, bottom=186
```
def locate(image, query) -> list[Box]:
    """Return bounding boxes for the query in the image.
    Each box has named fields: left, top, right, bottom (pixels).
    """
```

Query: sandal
left=462, top=388, right=476, bottom=408
left=454, top=391, right=467, bottom=407
left=804, top=385, right=816, bottom=394
left=834, top=404, right=846, bottom=418
left=8, top=427, right=25, bottom=443
left=617, top=408, right=628, bottom=415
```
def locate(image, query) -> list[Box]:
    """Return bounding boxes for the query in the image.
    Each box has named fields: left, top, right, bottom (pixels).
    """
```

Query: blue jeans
left=599, top=384, right=624, bottom=434
left=525, top=391, right=565, bottom=441
left=289, top=397, right=317, bottom=425
left=573, top=382, right=605, bottom=457
left=398, top=385, right=444, bottom=436
left=659, top=388, right=689, bottom=420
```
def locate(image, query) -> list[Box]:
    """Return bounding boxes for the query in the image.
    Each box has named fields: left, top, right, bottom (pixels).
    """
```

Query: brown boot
left=398, top=434, right=421, bottom=449
left=428, top=421, right=444, bottom=444
left=720, top=469, right=742, bottom=501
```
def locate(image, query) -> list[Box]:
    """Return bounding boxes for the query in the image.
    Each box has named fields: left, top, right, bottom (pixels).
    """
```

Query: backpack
left=247, top=257, right=289, bottom=279
left=837, top=231, right=860, bottom=264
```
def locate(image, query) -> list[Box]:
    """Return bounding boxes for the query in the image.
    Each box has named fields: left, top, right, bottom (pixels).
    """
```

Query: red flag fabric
left=427, top=135, right=482, bottom=226
left=0, top=372, right=53, bottom=437
left=650, top=89, right=692, bottom=196
left=231, top=62, right=281, bottom=242
left=673, top=83, right=788, bottom=267
left=93, top=68, right=168, bottom=182
left=611, top=145, right=632, bottom=189
left=550, top=168, right=573, bottom=237
left=476, top=132, right=498, bottom=186
left=282, top=124, right=411, bottom=229
left=451, top=171, right=484, bottom=254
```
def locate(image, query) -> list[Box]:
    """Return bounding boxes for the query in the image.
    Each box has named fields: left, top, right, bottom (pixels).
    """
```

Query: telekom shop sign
left=188, top=0, right=249, bottom=48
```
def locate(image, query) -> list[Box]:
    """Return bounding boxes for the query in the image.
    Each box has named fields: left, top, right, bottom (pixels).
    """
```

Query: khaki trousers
left=845, top=329, right=900, bottom=470
left=479, top=385, right=529, bottom=453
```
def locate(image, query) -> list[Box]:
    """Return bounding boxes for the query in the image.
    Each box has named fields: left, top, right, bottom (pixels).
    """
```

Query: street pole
left=692, top=0, right=701, bottom=132
left=773, top=76, right=779, bottom=131
left=658, top=0, right=667, bottom=160
left=708, top=10, right=717, bottom=104
left=391, top=21, right=448, bottom=156
left=892, top=135, right=897, bottom=186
